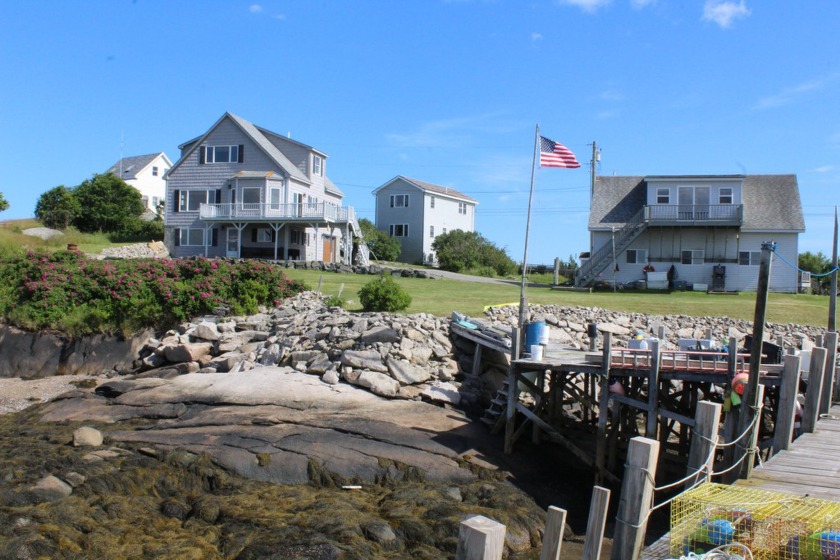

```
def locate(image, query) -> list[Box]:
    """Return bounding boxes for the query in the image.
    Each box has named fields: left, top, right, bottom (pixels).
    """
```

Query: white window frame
left=389, top=224, right=409, bottom=237
left=205, top=145, right=239, bottom=164
left=430, top=196, right=435, bottom=209
left=390, top=194, right=409, bottom=208
left=681, top=250, right=705, bottom=265
left=429, top=225, right=434, bottom=238
left=179, top=228, right=205, bottom=247
left=739, top=251, right=760, bottom=266
left=241, top=187, right=260, bottom=205
left=179, top=189, right=211, bottom=212
left=626, top=249, right=648, bottom=264
left=312, top=155, right=323, bottom=176
left=257, top=228, right=273, bottom=243
left=719, top=187, right=733, bottom=204
left=152, top=166, right=159, bottom=176
left=458, top=202, right=467, bottom=215
left=656, top=188, right=670, bottom=204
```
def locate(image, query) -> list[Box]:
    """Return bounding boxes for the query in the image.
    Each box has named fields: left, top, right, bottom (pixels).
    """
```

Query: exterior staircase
left=480, top=379, right=511, bottom=433
left=575, top=207, right=648, bottom=287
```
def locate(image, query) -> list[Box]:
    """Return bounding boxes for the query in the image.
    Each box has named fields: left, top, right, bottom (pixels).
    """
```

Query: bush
left=109, top=218, right=164, bottom=242
left=358, top=274, right=412, bottom=312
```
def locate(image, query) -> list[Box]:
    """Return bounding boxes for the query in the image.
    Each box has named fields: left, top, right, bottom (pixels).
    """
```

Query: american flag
left=539, top=136, right=580, bottom=168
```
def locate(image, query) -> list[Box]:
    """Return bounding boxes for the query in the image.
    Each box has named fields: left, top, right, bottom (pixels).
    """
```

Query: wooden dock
left=641, top=405, right=840, bottom=560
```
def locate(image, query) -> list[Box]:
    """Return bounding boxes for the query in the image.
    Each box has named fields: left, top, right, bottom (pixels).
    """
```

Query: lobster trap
left=670, top=483, right=840, bottom=559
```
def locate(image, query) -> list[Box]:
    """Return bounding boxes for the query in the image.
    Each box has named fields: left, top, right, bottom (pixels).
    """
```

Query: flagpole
left=519, top=124, right=540, bottom=337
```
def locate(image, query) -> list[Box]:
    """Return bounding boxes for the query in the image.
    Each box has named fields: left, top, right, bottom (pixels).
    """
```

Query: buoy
left=732, top=372, right=749, bottom=396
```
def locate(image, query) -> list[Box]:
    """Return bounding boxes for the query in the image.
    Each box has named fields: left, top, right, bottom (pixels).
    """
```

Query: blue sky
left=1, top=0, right=838, bottom=265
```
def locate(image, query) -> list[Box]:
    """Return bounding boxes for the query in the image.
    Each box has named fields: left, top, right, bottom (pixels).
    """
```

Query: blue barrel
left=525, top=321, right=547, bottom=349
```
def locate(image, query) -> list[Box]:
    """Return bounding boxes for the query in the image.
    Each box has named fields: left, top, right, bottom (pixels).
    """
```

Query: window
left=681, top=250, right=705, bottom=265
left=430, top=196, right=435, bottom=209
left=719, top=187, right=733, bottom=204
left=141, top=195, right=149, bottom=207
left=179, top=228, right=205, bottom=246
left=202, top=145, right=241, bottom=163
left=257, top=228, right=273, bottom=243
left=656, top=188, right=670, bottom=204
left=179, top=189, right=210, bottom=212
left=242, top=187, right=260, bottom=205
left=152, top=196, right=159, bottom=208
left=458, top=202, right=467, bottom=215
left=291, top=230, right=308, bottom=245
left=429, top=225, right=434, bottom=238
left=389, top=224, right=409, bottom=237
left=626, top=249, right=648, bottom=264
left=390, top=194, right=409, bottom=208
left=152, top=166, right=159, bottom=176
left=739, top=251, right=760, bottom=266
left=443, top=227, right=447, bottom=234
left=312, top=155, right=323, bottom=176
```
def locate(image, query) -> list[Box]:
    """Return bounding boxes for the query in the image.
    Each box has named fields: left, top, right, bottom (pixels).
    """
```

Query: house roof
left=373, top=176, right=478, bottom=203
left=166, top=113, right=312, bottom=185
left=106, top=152, right=171, bottom=180
left=589, top=174, right=804, bottom=232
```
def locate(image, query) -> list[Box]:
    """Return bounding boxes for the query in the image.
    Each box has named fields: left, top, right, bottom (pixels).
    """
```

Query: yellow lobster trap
left=670, top=483, right=840, bottom=559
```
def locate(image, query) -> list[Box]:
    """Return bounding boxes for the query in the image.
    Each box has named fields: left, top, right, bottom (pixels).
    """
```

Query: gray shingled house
left=164, top=113, right=362, bottom=263
left=578, top=175, right=805, bottom=292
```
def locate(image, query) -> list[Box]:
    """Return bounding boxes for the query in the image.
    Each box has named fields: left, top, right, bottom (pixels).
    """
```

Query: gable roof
left=373, top=176, right=478, bottom=204
left=589, top=174, right=804, bottom=232
left=165, top=113, right=311, bottom=184
left=106, top=152, right=171, bottom=180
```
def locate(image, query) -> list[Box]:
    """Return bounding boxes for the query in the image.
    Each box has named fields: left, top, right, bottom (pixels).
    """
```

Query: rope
left=668, top=542, right=754, bottom=560
left=771, top=246, right=840, bottom=277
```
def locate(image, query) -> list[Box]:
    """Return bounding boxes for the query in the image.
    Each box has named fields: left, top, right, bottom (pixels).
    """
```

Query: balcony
left=200, top=202, right=356, bottom=225
left=645, top=204, right=743, bottom=227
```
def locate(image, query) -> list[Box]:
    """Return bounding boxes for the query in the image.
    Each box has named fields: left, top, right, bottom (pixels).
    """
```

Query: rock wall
left=0, top=325, right=153, bottom=379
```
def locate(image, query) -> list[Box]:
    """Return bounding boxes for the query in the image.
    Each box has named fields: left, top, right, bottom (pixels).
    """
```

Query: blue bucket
left=525, top=321, right=547, bottom=349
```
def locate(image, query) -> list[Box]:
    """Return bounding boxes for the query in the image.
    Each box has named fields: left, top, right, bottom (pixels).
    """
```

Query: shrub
left=358, top=274, right=411, bottom=312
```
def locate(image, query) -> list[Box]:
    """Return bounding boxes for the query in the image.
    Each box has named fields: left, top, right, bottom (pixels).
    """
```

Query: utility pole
left=830, top=206, right=837, bottom=331
left=737, top=240, right=774, bottom=480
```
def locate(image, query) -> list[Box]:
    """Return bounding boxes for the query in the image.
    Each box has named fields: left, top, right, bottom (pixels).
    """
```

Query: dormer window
left=313, top=155, right=323, bottom=176
left=656, top=188, right=670, bottom=204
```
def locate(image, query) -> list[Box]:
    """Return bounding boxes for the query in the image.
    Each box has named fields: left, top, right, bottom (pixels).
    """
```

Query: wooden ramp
left=642, top=405, right=840, bottom=560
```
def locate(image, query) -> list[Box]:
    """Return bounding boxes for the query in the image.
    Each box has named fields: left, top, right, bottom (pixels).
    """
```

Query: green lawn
left=0, top=219, right=123, bottom=256
left=281, top=267, right=830, bottom=327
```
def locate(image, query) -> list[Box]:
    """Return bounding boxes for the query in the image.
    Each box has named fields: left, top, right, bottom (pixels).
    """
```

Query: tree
left=799, top=251, right=835, bottom=293
left=0, top=192, right=8, bottom=213
left=35, top=185, right=80, bottom=230
left=432, top=229, right=517, bottom=276
left=72, top=173, right=145, bottom=233
left=358, top=218, right=401, bottom=262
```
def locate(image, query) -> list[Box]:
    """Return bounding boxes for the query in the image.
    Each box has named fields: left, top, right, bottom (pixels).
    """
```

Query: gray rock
left=360, top=326, right=400, bottom=345
left=163, top=342, right=213, bottom=363
left=30, top=475, right=72, bottom=502
left=193, top=321, right=220, bottom=341
left=421, top=382, right=461, bottom=405
left=386, top=357, right=432, bottom=386
left=351, top=370, right=401, bottom=398
left=73, top=426, right=103, bottom=447
left=340, top=350, right=389, bottom=373
left=321, top=370, right=340, bottom=385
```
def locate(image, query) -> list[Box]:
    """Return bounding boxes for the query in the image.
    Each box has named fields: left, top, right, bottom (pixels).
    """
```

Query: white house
left=578, top=174, right=805, bottom=292
left=163, top=113, right=361, bottom=263
left=373, top=176, right=478, bottom=264
left=106, top=152, right=172, bottom=214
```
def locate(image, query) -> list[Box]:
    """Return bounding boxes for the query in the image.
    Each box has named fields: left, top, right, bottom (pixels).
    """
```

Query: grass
left=282, top=267, right=830, bottom=327
left=0, top=219, right=124, bottom=257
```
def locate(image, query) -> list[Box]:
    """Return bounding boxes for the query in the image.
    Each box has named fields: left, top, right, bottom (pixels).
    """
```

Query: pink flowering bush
left=0, top=250, right=307, bottom=335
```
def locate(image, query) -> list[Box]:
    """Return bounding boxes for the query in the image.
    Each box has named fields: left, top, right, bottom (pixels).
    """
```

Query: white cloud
left=557, top=0, right=611, bottom=13
left=599, top=90, right=623, bottom=102
left=630, top=0, right=656, bottom=8
left=702, top=0, right=750, bottom=29
left=596, top=109, right=620, bottom=120
left=754, top=74, right=837, bottom=110
left=531, top=32, right=543, bottom=43
left=813, top=165, right=835, bottom=173
left=386, top=113, right=516, bottom=149
left=249, top=4, right=263, bottom=13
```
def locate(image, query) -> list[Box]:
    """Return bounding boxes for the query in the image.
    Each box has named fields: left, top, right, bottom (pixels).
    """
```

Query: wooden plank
left=773, top=354, right=801, bottom=454
left=540, top=506, right=566, bottom=560
left=646, top=340, right=661, bottom=438
left=595, top=333, right=612, bottom=485
left=456, top=515, right=505, bottom=560
left=802, top=347, right=827, bottom=433
left=611, top=437, right=660, bottom=560
left=582, top=486, right=610, bottom=560
left=687, top=401, right=721, bottom=489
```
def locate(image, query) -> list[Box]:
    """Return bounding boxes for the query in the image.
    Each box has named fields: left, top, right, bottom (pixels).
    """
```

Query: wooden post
left=822, top=331, right=838, bottom=411
left=595, top=332, right=613, bottom=484
left=686, top=400, right=721, bottom=489
left=772, top=354, right=801, bottom=454
left=553, top=257, right=560, bottom=286
left=505, top=327, right=521, bottom=455
left=582, top=486, right=611, bottom=560
left=471, top=343, right=484, bottom=377
left=646, top=340, right=661, bottom=438
left=611, top=437, right=660, bottom=560
left=739, top=385, right=765, bottom=480
left=727, top=336, right=739, bottom=378
left=737, top=241, right=774, bottom=479
left=657, top=324, right=665, bottom=341
left=802, top=347, right=827, bottom=433
left=456, top=515, right=506, bottom=560
left=540, top=506, right=567, bottom=560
